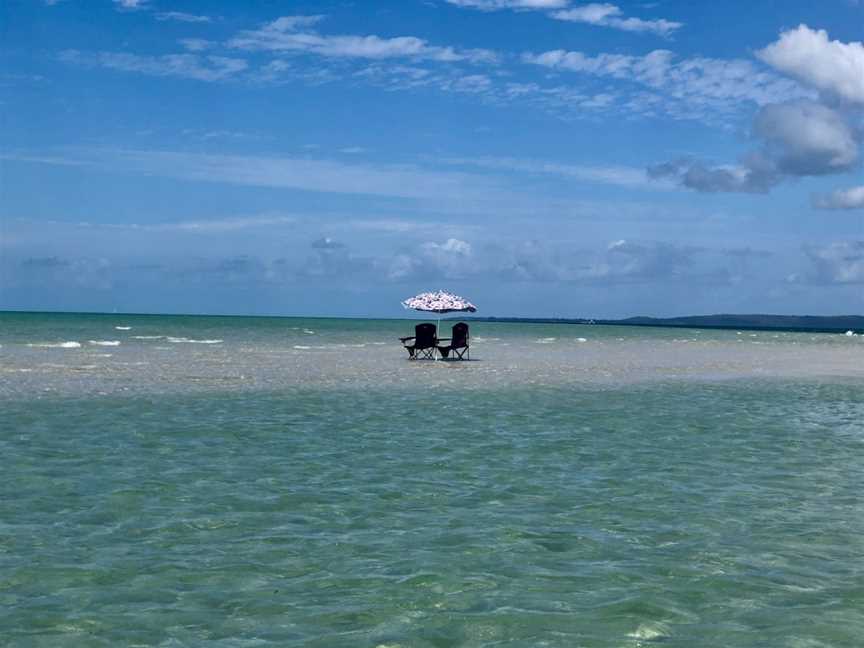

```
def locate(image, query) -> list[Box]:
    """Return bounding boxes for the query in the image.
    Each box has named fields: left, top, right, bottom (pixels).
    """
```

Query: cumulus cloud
left=647, top=156, right=778, bottom=194
left=756, top=25, right=864, bottom=105
left=585, top=239, right=695, bottom=280
left=812, top=185, right=864, bottom=209
left=753, top=101, right=858, bottom=174
left=229, top=15, right=497, bottom=64
left=650, top=100, right=859, bottom=192
left=551, top=3, right=682, bottom=37
left=650, top=26, right=864, bottom=195
left=388, top=238, right=474, bottom=280
left=805, top=241, right=864, bottom=283
left=385, top=237, right=746, bottom=285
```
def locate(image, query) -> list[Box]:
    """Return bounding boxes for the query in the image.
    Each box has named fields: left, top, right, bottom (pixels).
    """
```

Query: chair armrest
left=399, top=336, right=415, bottom=343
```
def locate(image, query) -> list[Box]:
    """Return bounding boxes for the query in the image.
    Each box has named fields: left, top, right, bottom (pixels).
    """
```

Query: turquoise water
left=2, top=313, right=864, bottom=646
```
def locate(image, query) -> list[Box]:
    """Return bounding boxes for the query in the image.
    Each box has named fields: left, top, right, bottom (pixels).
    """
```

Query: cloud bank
left=649, top=26, right=864, bottom=199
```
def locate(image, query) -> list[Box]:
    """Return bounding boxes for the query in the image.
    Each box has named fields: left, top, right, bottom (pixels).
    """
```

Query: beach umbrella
left=402, top=289, right=477, bottom=315
left=402, top=290, right=477, bottom=358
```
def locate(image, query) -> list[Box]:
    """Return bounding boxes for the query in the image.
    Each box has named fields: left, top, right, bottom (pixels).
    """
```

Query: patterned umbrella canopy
left=402, top=290, right=477, bottom=314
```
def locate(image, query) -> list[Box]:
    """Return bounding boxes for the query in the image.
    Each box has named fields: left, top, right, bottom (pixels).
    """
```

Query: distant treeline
left=461, top=314, right=864, bottom=334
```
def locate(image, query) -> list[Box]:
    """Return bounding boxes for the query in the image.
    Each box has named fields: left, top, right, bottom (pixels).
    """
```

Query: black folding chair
left=400, top=323, right=437, bottom=360
left=436, top=322, right=469, bottom=360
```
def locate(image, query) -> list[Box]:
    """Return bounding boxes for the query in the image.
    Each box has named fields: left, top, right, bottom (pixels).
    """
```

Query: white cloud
left=446, top=1, right=681, bottom=37
left=648, top=156, right=778, bottom=194
left=70, top=213, right=298, bottom=233
left=757, top=25, right=864, bottom=105
left=647, top=26, right=864, bottom=196
left=179, top=39, right=213, bottom=52
left=583, top=239, right=694, bottom=280
left=753, top=100, right=858, bottom=174
left=552, top=3, right=681, bottom=37
left=311, top=237, right=344, bottom=249
left=813, top=185, right=864, bottom=210
left=443, top=156, right=674, bottom=190
left=805, top=241, right=864, bottom=283
left=525, top=48, right=803, bottom=107
left=155, top=12, right=212, bottom=24
left=268, top=16, right=326, bottom=31
left=145, top=215, right=297, bottom=233
left=424, top=237, right=472, bottom=256
left=11, top=149, right=506, bottom=201
left=445, top=0, right=569, bottom=10
left=388, top=238, right=473, bottom=280
left=113, top=0, right=148, bottom=11
left=646, top=97, right=861, bottom=195
left=385, top=237, right=735, bottom=285
left=59, top=50, right=247, bottom=82
left=229, top=15, right=497, bottom=64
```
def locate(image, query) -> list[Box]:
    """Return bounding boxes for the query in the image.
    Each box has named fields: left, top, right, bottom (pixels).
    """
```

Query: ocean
left=2, top=312, right=863, bottom=646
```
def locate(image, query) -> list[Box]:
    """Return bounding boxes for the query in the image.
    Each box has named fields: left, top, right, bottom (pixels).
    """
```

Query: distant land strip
left=462, top=314, right=864, bottom=334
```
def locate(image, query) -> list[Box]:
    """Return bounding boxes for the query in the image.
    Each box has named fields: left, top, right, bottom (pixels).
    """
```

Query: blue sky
left=1, top=0, right=863, bottom=317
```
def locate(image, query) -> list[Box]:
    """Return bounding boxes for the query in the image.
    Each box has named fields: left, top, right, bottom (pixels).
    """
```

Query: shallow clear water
left=2, top=313, right=864, bottom=646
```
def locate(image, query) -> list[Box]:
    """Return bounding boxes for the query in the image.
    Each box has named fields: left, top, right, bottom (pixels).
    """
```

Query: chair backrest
left=451, top=322, right=469, bottom=347
left=415, top=323, right=437, bottom=348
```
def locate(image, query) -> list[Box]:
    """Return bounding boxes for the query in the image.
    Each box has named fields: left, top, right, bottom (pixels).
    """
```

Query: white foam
left=114, top=326, right=132, bottom=330
left=167, top=337, right=223, bottom=344
left=627, top=622, right=670, bottom=641
left=845, top=330, right=856, bottom=337
left=303, top=329, right=315, bottom=335
left=535, top=337, right=557, bottom=344
left=89, top=340, right=121, bottom=347
left=27, top=341, right=82, bottom=349
left=576, top=337, right=588, bottom=343
left=293, top=345, right=312, bottom=350
left=131, top=335, right=165, bottom=340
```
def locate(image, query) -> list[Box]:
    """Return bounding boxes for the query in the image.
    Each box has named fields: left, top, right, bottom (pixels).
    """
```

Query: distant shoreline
left=464, top=315, right=864, bottom=334
left=2, top=309, right=863, bottom=334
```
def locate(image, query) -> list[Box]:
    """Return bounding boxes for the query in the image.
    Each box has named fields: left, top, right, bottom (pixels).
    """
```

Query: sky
left=1, top=0, right=863, bottom=318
